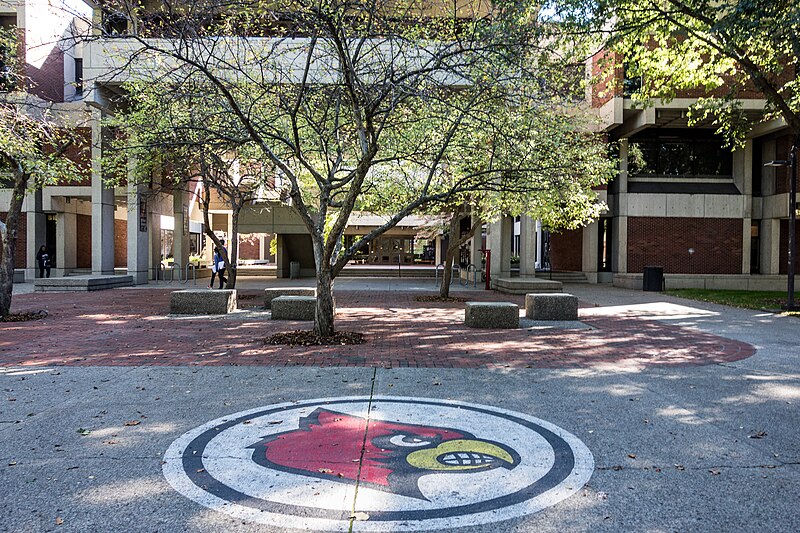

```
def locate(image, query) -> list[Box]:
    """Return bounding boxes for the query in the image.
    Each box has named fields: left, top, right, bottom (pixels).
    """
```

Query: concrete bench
left=271, top=295, right=317, bottom=321
left=525, top=293, right=578, bottom=321
left=264, top=287, right=316, bottom=309
left=170, top=289, right=237, bottom=315
left=464, top=302, right=519, bottom=329
left=34, top=274, right=134, bottom=292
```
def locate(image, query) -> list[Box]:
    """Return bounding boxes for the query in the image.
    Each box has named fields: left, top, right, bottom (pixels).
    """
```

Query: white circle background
left=163, top=396, right=594, bottom=531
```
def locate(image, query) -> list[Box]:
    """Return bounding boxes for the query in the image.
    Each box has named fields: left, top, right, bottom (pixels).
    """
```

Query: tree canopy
left=546, top=0, right=800, bottom=143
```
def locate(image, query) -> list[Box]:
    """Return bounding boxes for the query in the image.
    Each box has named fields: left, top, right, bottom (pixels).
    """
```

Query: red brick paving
left=0, top=288, right=754, bottom=369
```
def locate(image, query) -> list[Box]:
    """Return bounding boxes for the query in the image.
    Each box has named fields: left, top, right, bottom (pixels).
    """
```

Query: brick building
left=2, top=1, right=796, bottom=291
left=542, top=53, right=797, bottom=290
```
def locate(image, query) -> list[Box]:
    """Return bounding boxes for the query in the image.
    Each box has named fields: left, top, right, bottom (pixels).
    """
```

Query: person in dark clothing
left=208, top=246, right=227, bottom=289
left=36, top=245, right=51, bottom=278
left=215, top=245, right=227, bottom=289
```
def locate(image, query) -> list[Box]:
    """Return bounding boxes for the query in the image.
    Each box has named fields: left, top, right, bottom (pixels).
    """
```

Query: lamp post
left=765, top=141, right=799, bottom=311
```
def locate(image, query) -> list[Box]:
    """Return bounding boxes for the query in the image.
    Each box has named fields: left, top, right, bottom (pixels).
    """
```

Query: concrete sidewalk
left=1, top=283, right=798, bottom=532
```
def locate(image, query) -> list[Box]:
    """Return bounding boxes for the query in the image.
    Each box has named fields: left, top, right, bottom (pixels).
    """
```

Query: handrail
left=435, top=262, right=444, bottom=286
left=451, top=264, right=460, bottom=285
left=183, top=262, right=196, bottom=284
left=466, top=263, right=477, bottom=288
left=169, top=263, right=180, bottom=283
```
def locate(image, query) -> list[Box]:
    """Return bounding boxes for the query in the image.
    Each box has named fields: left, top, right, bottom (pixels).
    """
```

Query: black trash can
left=642, top=266, right=664, bottom=292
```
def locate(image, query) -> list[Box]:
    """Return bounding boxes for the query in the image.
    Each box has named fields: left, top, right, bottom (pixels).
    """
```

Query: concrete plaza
left=1, top=279, right=798, bottom=532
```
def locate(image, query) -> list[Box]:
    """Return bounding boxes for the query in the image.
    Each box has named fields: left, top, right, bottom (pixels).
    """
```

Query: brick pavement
left=0, top=288, right=754, bottom=369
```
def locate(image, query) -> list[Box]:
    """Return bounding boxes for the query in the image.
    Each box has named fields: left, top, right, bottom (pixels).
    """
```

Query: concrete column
left=25, top=190, right=45, bottom=281
left=434, top=235, right=442, bottom=265
left=488, top=216, right=513, bottom=280
left=618, top=138, right=629, bottom=194
left=90, top=108, right=115, bottom=275
left=470, top=233, right=482, bottom=267
left=172, top=187, right=190, bottom=278
left=127, top=179, right=150, bottom=284
left=518, top=215, right=538, bottom=277
left=275, top=234, right=288, bottom=278
left=614, top=216, right=628, bottom=274
left=742, top=219, right=752, bottom=275
left=583, top=221, right=599, bottom=283
left=149, top=212, right=162, bottom=280
left=55, top=210, right=77, bottom=277
left=760, top=218, right=780, bottom=275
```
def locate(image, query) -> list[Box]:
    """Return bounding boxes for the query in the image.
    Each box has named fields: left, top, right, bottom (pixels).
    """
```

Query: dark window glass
left=622, top=62, right=641, bottom=96
left=102, top=11, right=128, bottom=35
left=74, top=58, right=83, bottom=94
left=628, top=133, right=732, bottom=179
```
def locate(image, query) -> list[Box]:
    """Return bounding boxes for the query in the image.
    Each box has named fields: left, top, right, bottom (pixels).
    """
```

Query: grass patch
left=666, top=289, right=800, bottom=316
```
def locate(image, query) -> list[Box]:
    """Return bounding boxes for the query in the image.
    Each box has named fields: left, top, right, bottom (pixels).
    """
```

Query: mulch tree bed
left=0, top=310, right=48, bottom=323
left=414, top=295, right=468, bottom=303
left=266, top=330, right=365, bottom=346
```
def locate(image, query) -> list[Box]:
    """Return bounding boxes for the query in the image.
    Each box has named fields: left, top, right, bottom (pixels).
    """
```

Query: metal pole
left=788, top=143, right=797, bottom=310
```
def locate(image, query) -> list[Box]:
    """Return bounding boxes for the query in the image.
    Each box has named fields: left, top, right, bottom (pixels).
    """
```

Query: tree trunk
left=226, top=208, right=240, bottom=289
left=439, top=246, right=457, bottom=298
left=439, top=209, right=463, bottom=298
left=0, top=169, right=27, bottom=317
left=439, top=207, right=483, bottom=298
left=314, top=266, right=335, bottom=337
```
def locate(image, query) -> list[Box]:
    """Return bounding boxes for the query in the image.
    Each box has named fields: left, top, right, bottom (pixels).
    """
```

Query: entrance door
left=46, top=214, right=57, bottom=267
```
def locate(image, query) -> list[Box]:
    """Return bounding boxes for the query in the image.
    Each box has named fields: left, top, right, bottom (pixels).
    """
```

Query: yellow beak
left=405, top=439, right=517, bottom=472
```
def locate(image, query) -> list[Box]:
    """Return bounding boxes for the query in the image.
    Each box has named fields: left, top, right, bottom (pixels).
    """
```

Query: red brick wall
left=238, top=233, right=262, bottom=260
left=114, top=219, right=127, bottom=268
left=627, top=217, right=742, bottom=274
left=549, top=228, right=583, bottom=271
left=778, top=220, right=800, bottom=275
left=76, top=214, right=92, bottom=268
left=57, top=128, right=92, bottom=185
left=590, top=51, right=621, bottom=108
left=25, top=43, right=64, bottom=102
left=0, top=212, right=27, bottom=268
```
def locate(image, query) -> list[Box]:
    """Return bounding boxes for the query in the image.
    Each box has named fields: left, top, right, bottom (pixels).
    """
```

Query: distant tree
left=1, top=27, right=81, bottom=316
left=0, top=97, right=81, bottom=316
left=106, top=81, right=270, bottom=288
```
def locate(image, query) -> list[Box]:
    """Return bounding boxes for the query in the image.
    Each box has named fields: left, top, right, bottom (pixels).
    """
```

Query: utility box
left=289, top=261, right=300, bottom=279
left=643, top=266, right=664, bottom=292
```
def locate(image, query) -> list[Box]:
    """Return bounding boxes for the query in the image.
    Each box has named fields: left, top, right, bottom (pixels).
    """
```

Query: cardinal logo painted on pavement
left=163, top=397, right=593, bottom=532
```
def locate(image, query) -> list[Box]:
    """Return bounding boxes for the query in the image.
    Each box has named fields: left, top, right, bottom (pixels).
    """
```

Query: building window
left=74, top=58, right=83, bottom=94
left=622, top=63, right=642, bottom=97
left=628, top=132, right=733, bottom=179
left=102, top=11, right=128, bottom=36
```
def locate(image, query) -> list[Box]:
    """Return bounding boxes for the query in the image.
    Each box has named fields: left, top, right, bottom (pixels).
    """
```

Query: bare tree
left=89, top=0, right=612, bottom=335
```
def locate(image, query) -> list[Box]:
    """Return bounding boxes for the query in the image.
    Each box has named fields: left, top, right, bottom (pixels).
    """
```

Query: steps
left=535, top=270, right=589, bottom=284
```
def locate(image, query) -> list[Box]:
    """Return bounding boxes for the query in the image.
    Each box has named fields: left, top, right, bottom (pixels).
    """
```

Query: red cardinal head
left=249, top=408, right=519, bottom=499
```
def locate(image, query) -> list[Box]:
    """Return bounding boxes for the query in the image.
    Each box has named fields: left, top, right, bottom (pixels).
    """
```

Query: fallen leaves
left=123, top=420, right=140, bottom=427
left=76, top=428, right=91, bottom=436
left=749, top=431, right=767, bottom=439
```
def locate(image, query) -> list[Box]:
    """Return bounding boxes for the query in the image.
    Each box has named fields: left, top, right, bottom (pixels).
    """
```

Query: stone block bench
left=34, top=275, right=133, bottom=292
left=271, top=296, right=317, bottom=321
left=525, top=293, right=578, bottom=321
left=170, top=289, right=237, bottom=315
left=264, top=287, right=316, bottom=309
left=464, top=302, right=519, bottom=329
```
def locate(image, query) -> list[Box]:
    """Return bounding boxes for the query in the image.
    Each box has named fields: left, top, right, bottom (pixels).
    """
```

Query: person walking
left=36, top=245, right=51, bottom=278
left=215, top=245, right=227, bottom=289
left=208, top=246, right=227, bottom=289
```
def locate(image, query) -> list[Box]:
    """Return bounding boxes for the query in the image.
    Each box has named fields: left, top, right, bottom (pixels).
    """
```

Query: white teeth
left=439, top=452, right=495, bottom=466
